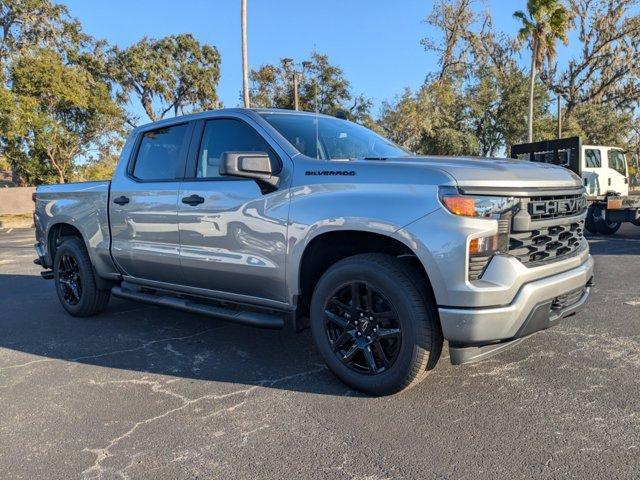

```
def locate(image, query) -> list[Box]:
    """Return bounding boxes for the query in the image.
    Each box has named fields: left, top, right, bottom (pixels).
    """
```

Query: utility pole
left=293, top=74, right=300, bottom=111
left=241, top=0, right=250, bottom=108
left=283, top=59, right=311, bottom=111
left=557, top=95, right=562, bottom=138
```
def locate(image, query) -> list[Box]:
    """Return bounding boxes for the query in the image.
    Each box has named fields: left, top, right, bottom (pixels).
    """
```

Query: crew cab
left=34, top=109, right=594, bottom=395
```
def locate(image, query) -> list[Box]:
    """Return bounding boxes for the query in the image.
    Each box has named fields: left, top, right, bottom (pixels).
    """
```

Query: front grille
left=509, top=220, right=585, bottom=265
left=551, top=286, right=586, bottom=311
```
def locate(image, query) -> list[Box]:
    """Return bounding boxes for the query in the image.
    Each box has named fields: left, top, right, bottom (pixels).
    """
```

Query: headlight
left=438, top=187, right=518, bottom=281
left=438, top=186, right=518, bottom=218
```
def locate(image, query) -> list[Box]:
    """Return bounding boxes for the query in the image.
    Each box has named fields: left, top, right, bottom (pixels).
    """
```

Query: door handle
left=113, top=195, right=130, bottom=205
left=181, top=194, right=205, bottom=206
left=608, top=178, right=612, bottom=186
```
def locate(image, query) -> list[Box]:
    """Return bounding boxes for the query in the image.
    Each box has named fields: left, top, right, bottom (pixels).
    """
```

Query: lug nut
left=366, top=336, right=371, bottom=341
left=360, top=313, right=364, bottom=317
left=354, top=320, right=358, bottom=325
left=373, top=328, right=377, bottom=332
left=357, top=332, right=362, bottom=336
left=369, top=316, right=373, bottom=320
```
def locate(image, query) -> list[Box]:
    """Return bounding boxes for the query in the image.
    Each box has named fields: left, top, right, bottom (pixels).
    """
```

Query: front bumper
left=439, top=254, right=594, bottom=364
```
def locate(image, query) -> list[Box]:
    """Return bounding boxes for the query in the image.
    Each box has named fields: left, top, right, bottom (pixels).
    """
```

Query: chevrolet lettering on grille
left=528, top=197, right=587, bottom=216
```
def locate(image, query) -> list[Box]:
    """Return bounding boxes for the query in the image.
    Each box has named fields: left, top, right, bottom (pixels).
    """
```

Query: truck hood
left=384, top=155, right=583, bottom=189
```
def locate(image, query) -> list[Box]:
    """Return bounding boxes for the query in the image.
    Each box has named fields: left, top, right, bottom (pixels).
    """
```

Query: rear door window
left=132, top=124, right=189, bottom=180
left=585, top=149, right=601, bottom=168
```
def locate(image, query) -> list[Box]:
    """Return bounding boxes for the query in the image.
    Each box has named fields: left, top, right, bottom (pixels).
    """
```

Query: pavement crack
left=81, top=365, right=327, bottom=478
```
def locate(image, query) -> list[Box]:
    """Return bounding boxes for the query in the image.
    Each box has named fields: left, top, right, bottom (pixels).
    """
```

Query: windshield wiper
left=362, top=156, right=388, bottom=160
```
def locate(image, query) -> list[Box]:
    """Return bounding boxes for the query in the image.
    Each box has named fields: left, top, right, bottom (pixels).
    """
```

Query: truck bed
left=34, top=180, right=116, bottom=277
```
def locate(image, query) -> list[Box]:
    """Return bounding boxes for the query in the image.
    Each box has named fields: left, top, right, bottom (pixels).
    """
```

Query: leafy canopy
left=111, top=34, right=221, bottom=123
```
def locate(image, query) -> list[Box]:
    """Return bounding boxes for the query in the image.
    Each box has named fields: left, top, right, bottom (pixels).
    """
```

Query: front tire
left=310, top=253, right=442, bottom=396
left=53, top=237, right=110, bottom=317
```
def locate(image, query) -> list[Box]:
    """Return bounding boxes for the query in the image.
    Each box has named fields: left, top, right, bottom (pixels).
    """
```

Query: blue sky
left=63, top=0, right=572, bottom=120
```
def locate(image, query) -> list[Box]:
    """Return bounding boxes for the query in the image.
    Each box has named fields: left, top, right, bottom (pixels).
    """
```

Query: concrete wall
left=0, top=187, right=36, bottom=215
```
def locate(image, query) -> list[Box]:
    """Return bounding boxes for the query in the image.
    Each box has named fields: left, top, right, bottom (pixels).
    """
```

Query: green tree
left=0, top=50, right=124, bottom=184
left=379, top=81, right=479, bottom=156
left=111, top=34, right=221, bottom=123
left=249, top=52, right=373, bottom=124
left=514, top=0, right=572, bottom=142
left=0, top=0, right=87, bottom=69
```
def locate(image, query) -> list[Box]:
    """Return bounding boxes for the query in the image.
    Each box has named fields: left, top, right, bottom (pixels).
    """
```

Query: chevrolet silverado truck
left=34, top=108, right=594, bottom=395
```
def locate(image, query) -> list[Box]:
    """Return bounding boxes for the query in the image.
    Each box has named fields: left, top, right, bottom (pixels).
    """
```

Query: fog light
left=469, top=235, right=499, bottom=255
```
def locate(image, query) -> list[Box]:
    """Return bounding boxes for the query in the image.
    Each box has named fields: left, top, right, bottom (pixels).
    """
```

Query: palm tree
left=241, top=0, right=250, bottom=108
left=514, top=0, right=571, bottom=142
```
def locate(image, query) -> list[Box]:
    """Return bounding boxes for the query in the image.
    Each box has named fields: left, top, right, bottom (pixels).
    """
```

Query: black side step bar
left=111, top=286, right=285, bottom=330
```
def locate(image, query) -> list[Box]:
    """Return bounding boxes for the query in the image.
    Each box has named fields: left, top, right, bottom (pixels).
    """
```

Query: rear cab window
left=132, top=124, right=189, bottom=181
left=607, top=149, right=627, bottom=176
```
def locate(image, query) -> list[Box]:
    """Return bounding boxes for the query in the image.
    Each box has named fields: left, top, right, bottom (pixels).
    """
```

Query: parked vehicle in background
left=512, top=137, right=640, bottom=235
left=34, top=109, right=593, bottom=395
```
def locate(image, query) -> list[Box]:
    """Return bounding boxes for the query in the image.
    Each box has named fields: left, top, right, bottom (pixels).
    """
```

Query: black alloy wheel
left=53, top=237, right=110, bottom=317
left=57, top=253, right=82, bottom=306
left=310, top=253, right=443, bottom=396
left=324, top=281, right=401, bottom=375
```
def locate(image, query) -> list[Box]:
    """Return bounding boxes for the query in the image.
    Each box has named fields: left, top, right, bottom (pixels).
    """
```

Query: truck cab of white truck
left=581, top=145, right=629, bottom=197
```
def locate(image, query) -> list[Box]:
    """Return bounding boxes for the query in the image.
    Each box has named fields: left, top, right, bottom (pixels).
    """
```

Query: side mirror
left=219, top=151, right=279, bottom=189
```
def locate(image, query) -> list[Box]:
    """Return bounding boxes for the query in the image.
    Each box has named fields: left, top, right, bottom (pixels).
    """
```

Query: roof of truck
left=135, top=107, right=333, bottom=131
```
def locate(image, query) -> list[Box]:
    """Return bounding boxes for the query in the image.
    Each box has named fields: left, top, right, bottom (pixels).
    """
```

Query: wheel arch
left=46, top=221, right=86, bottom=267
left=294, top=229, right=437, bottom=320
left=46, top=221, right=116, bottom=290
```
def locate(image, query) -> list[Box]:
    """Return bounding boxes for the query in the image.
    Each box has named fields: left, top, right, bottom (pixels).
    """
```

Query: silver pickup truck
left=34, top=108, right=594, bottom=395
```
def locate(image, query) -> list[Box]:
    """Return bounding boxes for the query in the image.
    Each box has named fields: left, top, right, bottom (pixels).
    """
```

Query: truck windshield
left=259, top=112, right=410, bottom=160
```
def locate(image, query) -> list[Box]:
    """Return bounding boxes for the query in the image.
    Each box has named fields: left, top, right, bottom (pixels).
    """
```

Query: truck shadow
left=0, top=273, right=361, bottom=397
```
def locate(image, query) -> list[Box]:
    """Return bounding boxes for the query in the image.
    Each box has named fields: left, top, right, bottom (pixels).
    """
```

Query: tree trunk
left=47, top=152, right=65, bottom=184
left=142, top=94, right=157, bottom=122
left=527, top=44, right=537, bottom=143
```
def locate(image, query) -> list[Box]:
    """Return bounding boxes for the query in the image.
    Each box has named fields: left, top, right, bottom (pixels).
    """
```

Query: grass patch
left=0, top=213, right=34, bottom=229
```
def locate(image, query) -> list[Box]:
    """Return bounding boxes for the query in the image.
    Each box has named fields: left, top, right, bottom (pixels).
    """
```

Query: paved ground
left=1, top=226, right=639, bottom=480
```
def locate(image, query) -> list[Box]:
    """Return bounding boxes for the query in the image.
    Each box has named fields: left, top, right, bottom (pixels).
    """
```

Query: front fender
left=284, top=183, right=443, bottom=303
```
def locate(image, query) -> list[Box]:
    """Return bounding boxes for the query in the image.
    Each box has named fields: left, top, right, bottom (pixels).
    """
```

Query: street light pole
left=241, top=0, right=250, bottom=108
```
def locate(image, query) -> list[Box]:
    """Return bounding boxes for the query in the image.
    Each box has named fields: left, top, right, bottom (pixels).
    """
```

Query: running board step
left=111, top=286, right=284, bottom=330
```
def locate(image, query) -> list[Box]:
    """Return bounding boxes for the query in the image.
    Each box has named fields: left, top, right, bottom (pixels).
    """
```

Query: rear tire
left=53, top=237, right=110, bottom=317
left=595, top=219, right=621, bottom=235
left=310, top=253, right=442, bottom=396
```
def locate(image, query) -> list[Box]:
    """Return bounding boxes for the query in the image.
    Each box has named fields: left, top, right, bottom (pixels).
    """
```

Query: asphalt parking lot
left=1, top=226, right=639, bottom=479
